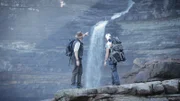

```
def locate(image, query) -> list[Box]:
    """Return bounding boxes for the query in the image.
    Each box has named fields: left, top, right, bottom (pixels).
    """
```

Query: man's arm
left=74, top=51, right=79, bottom=61
left=74, top=42, right=80, bottom=66
left=104, top=42, right=112, bottom=67
left=83, top=32, right=88, bottom=37
left=104, top=48, right=110, bottom=63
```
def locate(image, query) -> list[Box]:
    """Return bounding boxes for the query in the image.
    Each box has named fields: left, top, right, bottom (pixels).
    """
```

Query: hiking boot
left=77, top=84, right=83, bottom=88
left=114, top=82, right=120, bottom=86
left=112, top=82, right=120, bottom=86
left=71, top=83, right=76, bottom=86
left=115, top=83, right=120, bottom=86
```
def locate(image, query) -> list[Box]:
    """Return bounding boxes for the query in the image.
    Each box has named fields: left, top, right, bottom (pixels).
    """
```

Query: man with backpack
left=104, top=33, right=125, bottom=85
left=66, top=31, right=88, bottom=88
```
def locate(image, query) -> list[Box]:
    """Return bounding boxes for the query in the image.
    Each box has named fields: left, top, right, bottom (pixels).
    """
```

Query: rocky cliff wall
left=0, top=0, right=179, bottom=101
left=117, top=0, right=180, bottom=20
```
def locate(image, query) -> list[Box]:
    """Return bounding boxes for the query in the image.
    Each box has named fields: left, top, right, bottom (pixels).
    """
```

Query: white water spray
left=85, top=21, right=108, bottom=88
left=111, top=0, right=135, bottom=20
left=85, top=0, right=134, bottom=88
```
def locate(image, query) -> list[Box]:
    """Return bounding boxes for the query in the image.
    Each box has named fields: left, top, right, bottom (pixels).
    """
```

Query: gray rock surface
left=122, top=59, right=180, bottom=84
left=162, top=79, right=179, bottom=94
left=54, top=79, right=180, bottom=101
left=120, top=0, right=180, bottom=20
left=0, top=0, right=180, bottom=101
left=136, top=83, right=152, bottom=95
left=150, top=81, right=165, bottom=94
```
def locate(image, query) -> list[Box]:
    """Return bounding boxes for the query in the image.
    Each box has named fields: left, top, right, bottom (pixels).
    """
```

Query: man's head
left=105, top=33, right=111, bottom=41
left=75, top=32, right=83, bottom=40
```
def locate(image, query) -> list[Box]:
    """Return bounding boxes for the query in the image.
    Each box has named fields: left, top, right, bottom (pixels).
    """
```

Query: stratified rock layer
left=122, top=58, right=180, bottom=83
left=119, top=0, right=180, bottom=20
left=54, top=79, right=180, bottom=101
left=0, top=0, right=179, bottom=101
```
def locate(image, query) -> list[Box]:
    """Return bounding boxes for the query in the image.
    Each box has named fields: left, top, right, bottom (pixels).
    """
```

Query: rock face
left=119, top=0, right=180, bottom=20
left=0, top=0, right=180, bottom=101
left=54, top=79, right=180, bottom=101
left=0, top=0, right=128, bottom=100
left=122, top=58, right=180, bottom=84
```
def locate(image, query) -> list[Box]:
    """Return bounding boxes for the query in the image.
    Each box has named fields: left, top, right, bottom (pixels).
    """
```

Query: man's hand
left=104, top=61, right=107, bottom=67
left=76, top=60, right=80, bottom=67
left=84, top=32, right=89, bottom=36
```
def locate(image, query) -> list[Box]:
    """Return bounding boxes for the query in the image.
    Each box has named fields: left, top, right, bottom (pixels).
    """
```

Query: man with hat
left=71, top=31, right=88, bottom=88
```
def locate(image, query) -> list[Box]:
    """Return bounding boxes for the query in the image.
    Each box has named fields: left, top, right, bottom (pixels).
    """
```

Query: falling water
left=85, top=21, right=108, bottom=88
left=85, top=0, right=135, bottom=88
left=111, top=0, right=135, bottom=20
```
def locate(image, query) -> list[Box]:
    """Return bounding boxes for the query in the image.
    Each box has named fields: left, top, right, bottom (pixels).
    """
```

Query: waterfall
left=85, top=21, right=108, bottom=88
left=85, top=0, right=134, bottom=88
left=111, top=0, right=135, bottom=20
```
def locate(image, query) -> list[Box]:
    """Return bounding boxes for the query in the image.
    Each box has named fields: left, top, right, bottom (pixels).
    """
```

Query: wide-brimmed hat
left=75, top=31, right=83, bottom=38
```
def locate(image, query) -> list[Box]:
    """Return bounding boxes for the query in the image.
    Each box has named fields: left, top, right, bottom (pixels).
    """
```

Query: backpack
left=66, top=39, right=76, bottom=65
left=66, top=39, right=75, bottom=57
left=109, top=37, right=126, bottom=63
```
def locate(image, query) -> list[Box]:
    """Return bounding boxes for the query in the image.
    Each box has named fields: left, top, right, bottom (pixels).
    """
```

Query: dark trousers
left=71, top=59, right=82, bottom=86
left=109, top=62, right=120, bottom=85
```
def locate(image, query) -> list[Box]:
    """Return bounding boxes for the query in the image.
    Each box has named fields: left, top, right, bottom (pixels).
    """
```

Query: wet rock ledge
left=54, top=79, right=180, bottom=101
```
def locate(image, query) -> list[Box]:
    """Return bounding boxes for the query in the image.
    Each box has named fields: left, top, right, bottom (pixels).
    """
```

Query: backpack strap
left=108, top=39, right=112, bottom=43
left=69, top=55, right=73, bottom=66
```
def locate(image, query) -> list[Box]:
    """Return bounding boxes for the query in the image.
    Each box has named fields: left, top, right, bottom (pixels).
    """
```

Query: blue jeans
left=108, top=61, right=120, bottom=85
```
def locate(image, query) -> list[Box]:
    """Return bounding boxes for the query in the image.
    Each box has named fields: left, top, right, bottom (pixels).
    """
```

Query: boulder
left=97, top=86, right=118, bottom=94
left=135, top=83, right=152, bottom=95
left=119, top=84, right=137, bottom=95
left=162, top=79, right=179, bottom=94
left=152, top=82, right=164, bottom=94
left=168, top=97, right=180, bottom=101
left=122, top=59, right=180, bottom=84
left=112, top=95, right=169, bottom=101
left=146, top=81, right=165, bottom=94
left=133, top=58, right=147, bottom=68
left=55, top=88, right=97, bottom=101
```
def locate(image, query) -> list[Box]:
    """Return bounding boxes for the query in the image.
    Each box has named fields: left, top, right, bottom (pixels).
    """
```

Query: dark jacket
left=74, top=39, right=84, bottom=59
